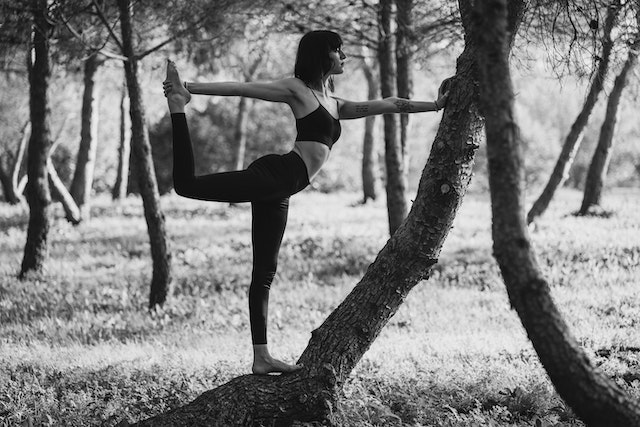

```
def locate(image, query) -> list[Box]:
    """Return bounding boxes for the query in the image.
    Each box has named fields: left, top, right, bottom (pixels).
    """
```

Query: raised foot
left=165, top=59, right=191, bottom=112
left=252, top=357, right=303, bottom=375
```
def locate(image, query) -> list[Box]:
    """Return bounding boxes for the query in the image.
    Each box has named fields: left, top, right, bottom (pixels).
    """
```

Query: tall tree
left=526, top=0, right=619, bottom=224
left=129, top=1, right=526, bottom=425
left=115, top=0, right=172, bottom=307
left=476, top=0, right=640, bottom=424
left=112, top=80, right=131, bottom=201
left=579, top=14, right=640, bottom=215
left=69, top=53, right=103, bottom=220
left=378, top=0, right=407, bottom=235
left=360, top=53, right=380, bottom=203
left=395, top=0, right=413, bottom=182
left=20, top=0, right=53, bottom=277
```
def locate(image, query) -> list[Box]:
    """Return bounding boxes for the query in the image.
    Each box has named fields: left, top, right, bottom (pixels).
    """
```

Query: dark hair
left=294, top=30, right=343, bottom=91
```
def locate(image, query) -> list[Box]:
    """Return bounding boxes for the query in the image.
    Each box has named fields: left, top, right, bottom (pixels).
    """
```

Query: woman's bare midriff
left=292, top=140, right=330, bottom=180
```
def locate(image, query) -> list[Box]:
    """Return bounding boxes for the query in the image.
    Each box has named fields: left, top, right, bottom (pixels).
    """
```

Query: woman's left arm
left=337, top=97, right=443, bottom=120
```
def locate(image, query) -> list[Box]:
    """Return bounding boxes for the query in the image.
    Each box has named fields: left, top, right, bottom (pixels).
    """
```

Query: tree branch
left=92, top=0, right=124, bottom=53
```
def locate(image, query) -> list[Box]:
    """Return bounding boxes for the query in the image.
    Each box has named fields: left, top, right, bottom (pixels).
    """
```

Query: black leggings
left=171, top=113, right=309, bottom=345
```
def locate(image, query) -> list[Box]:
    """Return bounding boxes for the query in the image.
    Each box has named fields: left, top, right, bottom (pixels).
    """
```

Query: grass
left=1, top=188, right=639, bottom=426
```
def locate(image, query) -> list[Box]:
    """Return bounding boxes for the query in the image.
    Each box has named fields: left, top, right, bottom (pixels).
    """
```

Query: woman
left=163, top=30, right=449, bottom=375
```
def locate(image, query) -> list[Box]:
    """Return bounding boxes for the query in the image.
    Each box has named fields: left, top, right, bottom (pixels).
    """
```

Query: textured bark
left=112, top=81, right=131, bottom=201
left=70, top=53, right=101, bottom=220
left=132, top=1, right=510, bottom=425
left=118, top=0, right=172, bottom=308
left=476, top=0, right=640, bottom=425
left=48, top=160, right=81, bottom=225
left=395, top=0, right=413, bottom=179
left=360, top=55, right=380, bottom=203
left=20, top=0, right=52, bottom=278
left=579, top=36, right=639, bottom=215
left=378, top=0, right=407, bottom=235
left=527, top=1, right=618, bottom=224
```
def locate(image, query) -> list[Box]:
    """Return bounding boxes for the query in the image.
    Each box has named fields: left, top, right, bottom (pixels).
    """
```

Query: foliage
left=0, top=189, right=639, bottom=425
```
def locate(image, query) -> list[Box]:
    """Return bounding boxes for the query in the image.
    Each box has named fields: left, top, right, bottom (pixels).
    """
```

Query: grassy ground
left=1, top=188, right=639, bottom=426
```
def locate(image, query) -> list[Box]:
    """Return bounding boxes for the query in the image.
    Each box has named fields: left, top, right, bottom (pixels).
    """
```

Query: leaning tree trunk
left=69, top=53, right=101, bottom=221
left=378, top=0, right=407, bottom=235
left=48, top=160, right=81, bottom=224
left=476, top=0, right=640, bottom=425
left=526, top=0, right=618, bottom=224
left=118, top=0, right=172, bottom=308
left=20, top=0, right=52, bottom=278
left=112, top=81, right=131, bottom=201
left=131, top=1, right=527, bottom=425
left=579, top=36, right=639, bottom=215
left=395, top=0, right=413, bottom=181
left=0, top=121, right=29, bottom=204
left=360, top=54, right=380, bottom=203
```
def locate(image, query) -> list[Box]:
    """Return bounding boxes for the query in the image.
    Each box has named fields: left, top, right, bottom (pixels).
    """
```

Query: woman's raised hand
left=436, top=76, right=453, bottom=110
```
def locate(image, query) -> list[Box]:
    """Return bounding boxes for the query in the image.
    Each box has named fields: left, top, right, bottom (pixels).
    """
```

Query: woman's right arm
left=186, top=78, right=300, bottom=103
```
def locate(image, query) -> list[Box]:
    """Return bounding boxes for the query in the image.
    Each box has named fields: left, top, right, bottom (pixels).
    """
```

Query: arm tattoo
left=394, top=99, right=414, bottom=113
left=355, top=104, right=369, bottom=113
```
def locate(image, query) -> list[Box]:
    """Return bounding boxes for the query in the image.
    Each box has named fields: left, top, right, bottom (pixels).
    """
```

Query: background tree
left=359, top=52, right=380, bottom=203
left=112, top=79, right=131, bottom=201
left=579, top=6, right=640, bottom=215
left=527, top=0, right=620, bottom=224
left=476, top=0, right=640, bottom=424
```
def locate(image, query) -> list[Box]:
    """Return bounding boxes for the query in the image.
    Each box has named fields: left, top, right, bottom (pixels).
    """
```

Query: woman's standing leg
left=250, top=198, right=302, bottom=374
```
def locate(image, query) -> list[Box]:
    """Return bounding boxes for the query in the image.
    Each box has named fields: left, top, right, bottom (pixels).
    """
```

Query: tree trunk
left=360, top=55, right=379, bottom=203
left=1, top=121, right=30, bottom=204
left=48, top=160, right=81, bottom=224
left=232, top=96, right=250, bottom=171
left=395, top=0, right=413, bottom=181
left=378, top=0, right=407, bottom=235
left=579, top=39, right=639, bottom=215
left=20, top=0, right=52, bottom=278
left=476, top=0, right=640, bottom=425
left=118, top=0, right=172, bottom=308
left=526, top=1, right=618, bottom=224
left=70, top=53, right=101, bottom=220
left=112, top=81, right=131, bottom=201
left=131, top=1, right=525, bottom=425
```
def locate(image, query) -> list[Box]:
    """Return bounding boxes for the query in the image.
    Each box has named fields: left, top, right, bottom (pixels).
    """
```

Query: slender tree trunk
left=527, top=1, right=618, bottom=224
left=232, top=96, right=250, bottom=171
left=132, top=1, right=526, bottom=425
left=0, top=158, right=12, bottom=202
left=579, top=40, right=639, bottom=215
left=378, top=0, right=407, bottom=235
left=1, top=121, right=30, bottom=204
left=118, top=0, right=171, bottom=308
left=395, top=0, right=413, bottom=181
left=70, top=53, right=101, bottom=220
left=48, top=160, right=81, bottom=224
left=361, top=55, right=379, bottom=203
left=112, top=81, right=131, bottom=201
left=20, top=0, right=52, bottom=278
left=476, top=0, right=640, bottom=425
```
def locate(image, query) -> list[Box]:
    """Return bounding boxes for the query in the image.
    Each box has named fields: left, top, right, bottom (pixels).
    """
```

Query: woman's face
left=327, top=46, right=347, bottom=75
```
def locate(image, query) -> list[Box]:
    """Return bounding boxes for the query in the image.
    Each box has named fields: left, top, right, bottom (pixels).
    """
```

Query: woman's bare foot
left=164, top=59, right=191, bottom=113
left=252, top=344, right=303, bottom=375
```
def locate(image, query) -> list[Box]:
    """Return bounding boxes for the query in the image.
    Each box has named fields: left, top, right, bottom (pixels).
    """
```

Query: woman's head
left=294, top=30, right=345, bottom=91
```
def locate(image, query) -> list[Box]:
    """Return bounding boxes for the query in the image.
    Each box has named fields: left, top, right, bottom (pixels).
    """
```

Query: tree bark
left=132, top=1, right=525, bottom=425
left=118, top=0, right=172, bottom=308
left=579, top=36, right=639, bottom=215
left=526, top=1, right=619, bottom=224
left=360, top=55, right=380, bottom=203
left=70, top=53, right=101, bottom=221
left=232, top=96, right=250, bottom=171
left=48, top=160, right=81, bottom=225
left=378, top=0, right=407, bottom=235
left=475, top=0, right=640, bottom=425
left=395, top=0, right=413, bottom=181
left=112, top=80, right=131, bottom=201
left=20, top=0, right=53, bottom=278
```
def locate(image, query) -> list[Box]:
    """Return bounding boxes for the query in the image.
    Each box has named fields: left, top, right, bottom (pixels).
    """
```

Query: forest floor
left=0, top=188, right=639, bottom=426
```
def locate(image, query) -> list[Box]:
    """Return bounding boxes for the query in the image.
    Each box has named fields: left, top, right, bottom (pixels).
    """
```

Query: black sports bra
left=295, top=89, right=342, bottom=149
